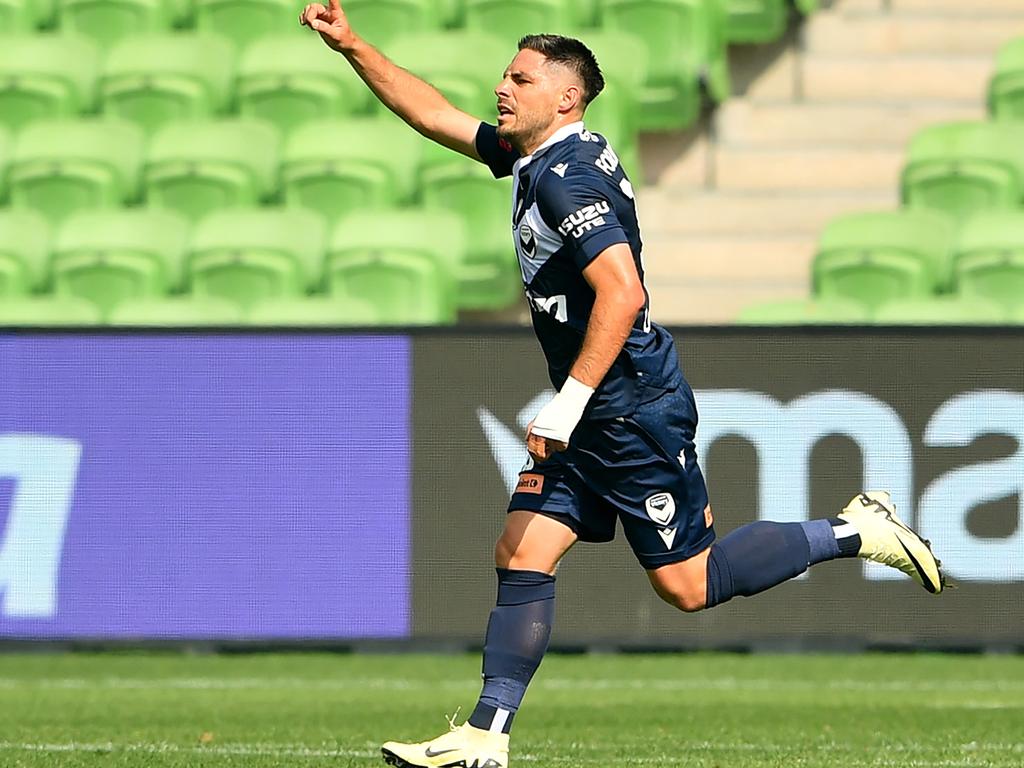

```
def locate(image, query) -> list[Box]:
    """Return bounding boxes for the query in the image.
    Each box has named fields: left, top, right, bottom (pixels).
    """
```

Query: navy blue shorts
left=509, top=384, right=715, bottom=569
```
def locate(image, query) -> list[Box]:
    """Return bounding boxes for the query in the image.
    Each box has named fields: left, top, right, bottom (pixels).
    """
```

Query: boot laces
left=445, top=706, right=463, bottom=732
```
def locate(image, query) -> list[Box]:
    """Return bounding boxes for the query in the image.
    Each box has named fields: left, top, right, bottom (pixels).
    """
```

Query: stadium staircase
left=642, top=0, right=1024, bottom=324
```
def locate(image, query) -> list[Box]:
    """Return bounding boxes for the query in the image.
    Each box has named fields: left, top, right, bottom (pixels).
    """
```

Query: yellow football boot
left=382, top=722, right=509, bottom=768
left=839, top=491, right=951, bottom=594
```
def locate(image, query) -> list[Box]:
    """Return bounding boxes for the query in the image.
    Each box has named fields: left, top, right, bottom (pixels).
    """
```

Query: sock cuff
left=705, top=545, right=734, bottom=608
left=800, top=518, right=841, bottom=565
left=496, top=568, right=555, bottom=606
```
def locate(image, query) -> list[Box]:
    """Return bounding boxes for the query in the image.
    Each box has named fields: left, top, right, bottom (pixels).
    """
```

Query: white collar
left=514, top=122, right=585, bottom=173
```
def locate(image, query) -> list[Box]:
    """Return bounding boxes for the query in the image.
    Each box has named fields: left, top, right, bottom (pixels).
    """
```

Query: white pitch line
left=0, top=676, right=1021, bottom=694
left=0, top=741, right=1017, bottom=766
left=0, top=741, right=377, bottom=759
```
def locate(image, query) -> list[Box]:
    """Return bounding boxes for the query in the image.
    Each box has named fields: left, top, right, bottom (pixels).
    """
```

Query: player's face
left=494, top=48, right=576, bottom=152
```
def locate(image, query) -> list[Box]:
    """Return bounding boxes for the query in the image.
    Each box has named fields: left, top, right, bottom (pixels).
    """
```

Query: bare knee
left=653, top=582, right=706, bottom=613
left=493, top=511, right=577, bottom=573
left=494, top=534, right=516, bottom=569
left=647, top=548, right=711, bottom=613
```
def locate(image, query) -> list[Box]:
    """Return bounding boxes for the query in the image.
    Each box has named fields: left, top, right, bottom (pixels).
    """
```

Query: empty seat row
left=736, top=296, right=1021, bottom=326
left=0, top=295, right=383, bottom=326
left=0, top=206, right=481, bottom=324
left=811, top=208, right=1024, bottom=314
left=0, top=114, right=521, bottom=308
left=0, top=0, right=723, bottom=135
left=0, top=31, right=648, bottom=151
left=6, top=0, right=808, bottom=48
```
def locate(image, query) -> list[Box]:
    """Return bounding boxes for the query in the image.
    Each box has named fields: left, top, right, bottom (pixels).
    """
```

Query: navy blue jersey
left=476, top=121, right=682, bottom=420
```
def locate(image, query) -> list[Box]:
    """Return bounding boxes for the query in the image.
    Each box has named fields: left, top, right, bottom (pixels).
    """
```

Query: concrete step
left=642, top=236, right=816, bottom=281
left=838, top=0, right=1024, bottom=13
left=802, top=55, right=993, bottom=103
left=713, top=147, right=904, bottom=192
left=647, top=280, right=808, bottom=325
left=715, top=101, right=984, bottom=147
left=805, top=14, right=1024, bottom=55
left=639, top=190, right=897, bottom=235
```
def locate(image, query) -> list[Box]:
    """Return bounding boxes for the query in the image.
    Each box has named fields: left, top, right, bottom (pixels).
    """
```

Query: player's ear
left=559, top=83, right=583, bottom=115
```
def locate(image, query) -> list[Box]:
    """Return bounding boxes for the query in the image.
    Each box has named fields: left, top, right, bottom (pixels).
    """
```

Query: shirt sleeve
left=535, top=168, right=630, bottom=271
left=474, top=123, right=519, bottom=179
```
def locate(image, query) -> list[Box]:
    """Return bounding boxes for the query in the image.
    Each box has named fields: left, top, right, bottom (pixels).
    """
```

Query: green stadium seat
left=578, top=31, right=649, bottom=178
left=60, top=0, right=175, bottom=48
left=144, top=118, right=281, bottom=221
left=247, top=297, right=380, bottom=326
left=952, top=210, right=1024, bottom=311
left=812, top=209, right=956, bottom=310
left=0, top=209, right=51, bottom=297
left=31, top=0, right=57, bottom=25
left=343, top=0, right=442, bottom=47
left=464, top=0, right=576, bottom=42
left=326, top=209, right=466, bottom=324
left=0, top=126, right=11, bottom=201
left=194, top=0, right=293, bottom=51
left=188, top=207, right=328, bottom=310
left=281, top=116, right=422, bottom=220
left=735, top=297, right=871, bottom=324
left=599, top=0, right=729, bottom=130
left=99, top=34, right=236, bottom=135
left=0, top=35, right=100, bottom=132
left=872, top=297, right=1007, bottom=326
left=0, top=0, right=34, bottom=30
left=901, top=121, right=1024, bottom=217
left=418, top=156, right=520, bottom=309
left=571, top=0, right=598, bottom=26
left=721, top=0, right=789, bottom=44
left=236, top=36, right=374, bottom=135
left=389, top=31, right=510, bottom=119
left=51, top=208, right=191, bottom=318
left=108, top=296, right=245, bottom=325
left=8, top=118, right=144, bottom=224
left=0, top=297, right=103, bottom=326
left=988, top=37, right=1024, bottom=120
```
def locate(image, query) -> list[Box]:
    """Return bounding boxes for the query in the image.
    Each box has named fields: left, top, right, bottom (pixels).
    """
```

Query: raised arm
left=300, top=0, right=483, bottom=160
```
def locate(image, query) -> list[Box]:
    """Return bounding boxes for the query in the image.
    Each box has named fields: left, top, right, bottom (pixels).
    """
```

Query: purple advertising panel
left=0, top=334, right=410, bottom=640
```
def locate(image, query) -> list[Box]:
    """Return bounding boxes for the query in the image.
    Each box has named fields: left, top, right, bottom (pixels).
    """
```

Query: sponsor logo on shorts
left=657, top=527, right=677, bottom=549
left=645, top=492, right=676, bottom=526
left=516, top=473, right=544, bottom=494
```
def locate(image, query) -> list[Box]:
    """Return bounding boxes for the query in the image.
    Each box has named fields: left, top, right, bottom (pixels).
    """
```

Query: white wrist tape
left=530, top=376, right=595, bottom=444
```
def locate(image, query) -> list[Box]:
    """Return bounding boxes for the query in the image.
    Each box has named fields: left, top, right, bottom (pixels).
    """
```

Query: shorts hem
left=505, top=505, right=615, bottom=543
left=636, top=527, right=717, bottom=570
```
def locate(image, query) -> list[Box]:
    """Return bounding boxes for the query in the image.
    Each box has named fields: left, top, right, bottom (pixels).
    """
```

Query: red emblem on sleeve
left=498, top=138, right=513, bottom=152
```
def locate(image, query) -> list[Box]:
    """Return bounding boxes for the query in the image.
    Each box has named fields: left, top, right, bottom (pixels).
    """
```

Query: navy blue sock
left=705, top=521, right=811, bottom=608
left=801, top=518, right=841, bottom=565
left=468, top=568, right=555, bottom=735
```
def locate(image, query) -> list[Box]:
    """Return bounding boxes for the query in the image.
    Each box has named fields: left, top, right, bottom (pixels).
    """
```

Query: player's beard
left=497, top=109, right=553, bottom=155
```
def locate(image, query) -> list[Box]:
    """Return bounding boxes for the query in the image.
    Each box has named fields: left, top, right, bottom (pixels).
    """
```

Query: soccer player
left=300, top=6, right=950, bottom=767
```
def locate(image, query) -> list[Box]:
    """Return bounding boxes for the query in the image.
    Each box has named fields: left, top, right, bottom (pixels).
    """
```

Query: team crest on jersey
left=558, top=201, right=610, bottom=239
left=518, top=223, right=537, bottom=259
left=645, top=492, right=676, bottom=526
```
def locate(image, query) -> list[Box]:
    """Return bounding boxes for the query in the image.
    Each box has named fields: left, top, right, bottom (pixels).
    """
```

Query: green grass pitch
left=1, top=652, right=1022, bottom=767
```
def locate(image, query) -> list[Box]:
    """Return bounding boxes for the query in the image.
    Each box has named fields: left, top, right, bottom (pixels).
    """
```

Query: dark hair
left=518, top=34, right=605, bottom=107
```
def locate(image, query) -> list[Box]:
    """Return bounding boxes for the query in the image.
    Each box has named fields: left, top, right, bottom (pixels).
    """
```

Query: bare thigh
left=495, top=511, right=578, bottom=574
